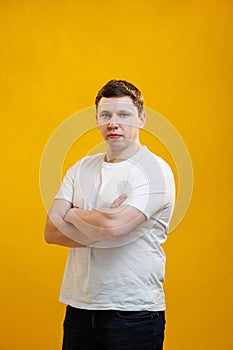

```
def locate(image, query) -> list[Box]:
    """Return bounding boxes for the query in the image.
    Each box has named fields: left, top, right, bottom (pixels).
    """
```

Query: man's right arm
left=44, top=199, right=97, bottom=247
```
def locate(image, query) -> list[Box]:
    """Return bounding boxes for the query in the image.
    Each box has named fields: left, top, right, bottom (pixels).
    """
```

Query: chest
left=73, top=161, right=135, bottom=209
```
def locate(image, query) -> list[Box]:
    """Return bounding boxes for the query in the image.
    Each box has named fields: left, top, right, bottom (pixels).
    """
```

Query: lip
left=107, top=134, right=122, bottom=139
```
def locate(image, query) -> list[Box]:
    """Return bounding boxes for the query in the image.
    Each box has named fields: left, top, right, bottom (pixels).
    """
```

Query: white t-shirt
left=55, top=146, right=175, bottom=311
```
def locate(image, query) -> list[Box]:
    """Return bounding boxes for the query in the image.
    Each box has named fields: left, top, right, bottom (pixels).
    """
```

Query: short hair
left=95, top=79, right=144, bottom=115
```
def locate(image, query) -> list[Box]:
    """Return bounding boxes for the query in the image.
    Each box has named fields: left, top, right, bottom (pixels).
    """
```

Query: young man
left=44, top=80, right=175, bottom=350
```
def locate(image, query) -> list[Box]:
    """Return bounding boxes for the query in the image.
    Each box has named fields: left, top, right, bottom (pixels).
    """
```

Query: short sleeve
left=89, top=153, right=175, bottom=249
left=54, top=162, right=79, bottom=203
left=127, top=156, right=175, bottom=220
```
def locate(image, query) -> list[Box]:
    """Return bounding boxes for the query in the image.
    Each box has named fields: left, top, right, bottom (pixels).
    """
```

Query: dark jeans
left=62, top=305, right=166, bottom=350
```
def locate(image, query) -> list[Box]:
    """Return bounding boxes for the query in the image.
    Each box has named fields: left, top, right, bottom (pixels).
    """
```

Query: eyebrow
left=99, top=109, right=132, bottom=114
left=99, top=110, right=111, bottom=113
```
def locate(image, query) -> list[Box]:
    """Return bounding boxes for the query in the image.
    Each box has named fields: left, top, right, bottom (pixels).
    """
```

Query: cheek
left=98, top=125, right=107, bottom=137
left=124, top=124, right=138, bottom=134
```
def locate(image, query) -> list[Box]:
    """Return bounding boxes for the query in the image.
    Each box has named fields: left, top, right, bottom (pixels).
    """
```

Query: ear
left=139, top=111, right=146, bottom=129
left=96, top=114, right=100, bottom=125
left=95, top=115, right=101, bottom=131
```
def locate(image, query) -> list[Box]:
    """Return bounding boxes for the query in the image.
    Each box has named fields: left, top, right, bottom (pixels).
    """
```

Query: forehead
left=97, top=96, right=137, bottom=112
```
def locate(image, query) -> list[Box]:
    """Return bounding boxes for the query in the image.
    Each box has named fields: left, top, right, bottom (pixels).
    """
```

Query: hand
left=110, top=193, right=127, bottom=209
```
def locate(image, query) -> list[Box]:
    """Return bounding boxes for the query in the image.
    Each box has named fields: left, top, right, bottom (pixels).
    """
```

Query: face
left=96, top=96, right=145, bottom=148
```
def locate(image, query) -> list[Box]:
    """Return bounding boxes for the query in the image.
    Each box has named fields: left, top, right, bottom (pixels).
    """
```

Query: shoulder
left=68, top=153, right=104, bottom=174
left=137, top=147, right=173, bottom=175
left=80, top=153, right=105, bottom=168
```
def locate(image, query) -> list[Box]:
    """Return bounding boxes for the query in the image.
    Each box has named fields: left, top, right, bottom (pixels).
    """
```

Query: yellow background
left=1, top=0, right=232, bottom=349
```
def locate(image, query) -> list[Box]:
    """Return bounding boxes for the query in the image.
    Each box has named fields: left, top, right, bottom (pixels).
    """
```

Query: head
left=95, top=80, right=146, bottom=155
left=95, top=79, right=144, bottom=116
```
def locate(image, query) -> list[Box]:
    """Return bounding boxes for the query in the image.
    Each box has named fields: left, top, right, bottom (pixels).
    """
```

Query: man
left=44, top=80, right=175, bottom=349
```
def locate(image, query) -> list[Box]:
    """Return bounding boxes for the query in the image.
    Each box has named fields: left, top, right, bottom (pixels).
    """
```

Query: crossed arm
left=44, top=199, right=93, bottom=247
left=44, top=194, right=146, bottom=248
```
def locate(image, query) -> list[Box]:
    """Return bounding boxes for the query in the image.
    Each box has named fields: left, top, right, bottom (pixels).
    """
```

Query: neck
left=104, top=141, right=141, bottom=163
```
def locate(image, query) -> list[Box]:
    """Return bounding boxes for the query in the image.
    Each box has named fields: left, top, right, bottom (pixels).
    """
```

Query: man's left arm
left=64, top=205, right=146, bottom=241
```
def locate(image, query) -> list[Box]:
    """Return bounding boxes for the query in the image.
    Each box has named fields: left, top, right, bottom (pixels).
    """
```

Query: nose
left=107, top=115, right=119, bottom=129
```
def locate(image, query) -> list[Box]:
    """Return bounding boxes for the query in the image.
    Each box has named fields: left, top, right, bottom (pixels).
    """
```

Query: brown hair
left=95, top=80, right=144, bottom=115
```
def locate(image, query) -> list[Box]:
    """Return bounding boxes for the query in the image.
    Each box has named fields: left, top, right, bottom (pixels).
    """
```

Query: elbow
left=44, top=225, right=55, bottom=244
left=97, top=215, right=120, bottom=241
left=107, top=228, right=129, bottom=239
left=97, top=218, right=128, bottom=240
left=44, top=229, right=53, bottom=244
left=91, top=220, right=117, bottom=241
left=44, top=216, right=58, bottom=244
left=101, top=214, right=134, bottom=239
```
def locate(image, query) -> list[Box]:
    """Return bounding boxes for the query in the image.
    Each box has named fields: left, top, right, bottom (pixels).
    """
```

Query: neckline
left=102, top=146, right=146, bottom=166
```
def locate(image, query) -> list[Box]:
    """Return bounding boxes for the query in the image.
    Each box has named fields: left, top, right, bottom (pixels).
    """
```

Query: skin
left=44, top=194, right=128, bottom=247
left=96, top=96, right=146, bottom=162
left=44, top=96, right=147, bottom=247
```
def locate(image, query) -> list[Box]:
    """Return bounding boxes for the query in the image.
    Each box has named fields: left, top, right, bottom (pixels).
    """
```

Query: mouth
left=107, top=134, right=122, bottom=139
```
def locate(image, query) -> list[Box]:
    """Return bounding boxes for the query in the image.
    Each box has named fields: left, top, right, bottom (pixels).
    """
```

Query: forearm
left=44, top=217, right=85, bottom=247
left=44, top=199, right=97, bottom=247
left=64, top=208, right=115, bottom=241
left=64, top=205, right=146, bottom=241
left=44, top=216, right=96, bottom=247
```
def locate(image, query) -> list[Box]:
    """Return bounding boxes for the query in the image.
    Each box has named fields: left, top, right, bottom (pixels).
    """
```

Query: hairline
left=96, top=95, right=142, bottom=116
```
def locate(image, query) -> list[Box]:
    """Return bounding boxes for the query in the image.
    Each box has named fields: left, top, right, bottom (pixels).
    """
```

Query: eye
left=119, top=112, right=130, bottom=118
left=100, top=113, right=111, bottom=119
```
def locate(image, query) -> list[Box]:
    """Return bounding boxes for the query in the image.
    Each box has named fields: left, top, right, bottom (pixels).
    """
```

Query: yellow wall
left=1, top=0, right=232, bottom=349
